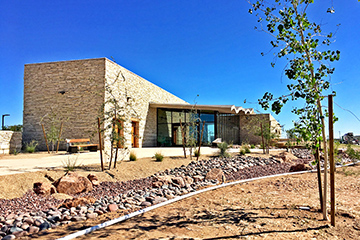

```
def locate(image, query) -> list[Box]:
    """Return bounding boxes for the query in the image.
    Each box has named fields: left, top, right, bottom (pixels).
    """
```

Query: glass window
left=158, top=109, right=171, bottom=124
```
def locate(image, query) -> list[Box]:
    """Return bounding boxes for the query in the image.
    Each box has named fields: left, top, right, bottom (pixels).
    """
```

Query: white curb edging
left=57, top=162, right=356, bottom=240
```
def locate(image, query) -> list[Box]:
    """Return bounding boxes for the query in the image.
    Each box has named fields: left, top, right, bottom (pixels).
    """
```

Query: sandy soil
left=29, top=164, right=360, bottom=240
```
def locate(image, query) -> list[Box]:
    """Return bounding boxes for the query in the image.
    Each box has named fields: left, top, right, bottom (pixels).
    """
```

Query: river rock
left=33, top=182, right=57, bottom=195
left=205, top=168, right=226, bottom=183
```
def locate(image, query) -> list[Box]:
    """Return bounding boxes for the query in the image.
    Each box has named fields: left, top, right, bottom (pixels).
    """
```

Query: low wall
left=0, top=131, right=22, bottom=154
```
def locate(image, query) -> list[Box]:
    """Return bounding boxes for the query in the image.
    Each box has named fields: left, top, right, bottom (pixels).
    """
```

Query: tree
left=249, top=0, right=340, bottom=220
left=97, top=67, right=140, bottom=169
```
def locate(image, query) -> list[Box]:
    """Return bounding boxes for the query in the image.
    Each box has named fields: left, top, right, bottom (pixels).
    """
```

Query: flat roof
left=149, top=102, right=254, bottom=114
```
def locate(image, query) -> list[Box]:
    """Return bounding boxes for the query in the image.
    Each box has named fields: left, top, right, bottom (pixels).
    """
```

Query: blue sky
left=1, top=0, right=360, bottom=138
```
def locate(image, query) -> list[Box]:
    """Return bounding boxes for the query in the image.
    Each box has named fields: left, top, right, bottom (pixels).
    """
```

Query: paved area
left=0, top=147, right=277, bottom=176
left=0, top=147, right=221, bottom=176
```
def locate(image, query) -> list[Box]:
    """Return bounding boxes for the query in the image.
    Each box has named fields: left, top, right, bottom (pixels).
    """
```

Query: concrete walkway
left=0, top=147, right=278, bottom=176
left=0, top=147, right=221, bottom=176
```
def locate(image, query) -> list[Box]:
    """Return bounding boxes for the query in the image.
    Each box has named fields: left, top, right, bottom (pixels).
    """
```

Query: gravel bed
left=0, top=153, right=316, bottom=239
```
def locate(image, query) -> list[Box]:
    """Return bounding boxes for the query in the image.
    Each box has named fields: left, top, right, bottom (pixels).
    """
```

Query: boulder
left=53, top=172, right=93, bottom=195
left=60, top=197, right=96, bottom=209
left=279, top=151, right=297, bottom=162
left=205, top=168, right=226, bottom=183
left=87, top=174, right=100, bottom=186
left=171, top=176, right=186, bottom=188
left=33, top=182, right=57, bottom=195
left=290, top=163, right=312, bottom=172
left=108, top=204, right=118, bottom=212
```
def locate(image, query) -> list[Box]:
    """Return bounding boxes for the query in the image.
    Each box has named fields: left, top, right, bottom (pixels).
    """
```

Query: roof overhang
left=149, top=102, right=254, bottom=114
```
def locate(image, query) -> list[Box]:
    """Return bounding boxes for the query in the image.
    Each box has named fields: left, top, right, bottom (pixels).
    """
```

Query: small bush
left=244, top=146, right=251, bottom=154
left=218, top=142, right=230, bottom=158
left=346, top=144, right=360, bottom=163
left=129, top=151, right=137, bottom=161
left=62, top=155, right=80, bottom=172
left=25, top=140, right=38, bottom=153
left=250, top=144, right=255, bottom=149
left=154, top=152, right=164, bottom=162
left=239, top=149, right=246, bottom=155
left=194, top=149, right=200, bottom=157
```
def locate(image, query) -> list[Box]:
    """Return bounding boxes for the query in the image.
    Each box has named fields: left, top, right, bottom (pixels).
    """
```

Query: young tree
left=249, top=0, right=340, bottom=220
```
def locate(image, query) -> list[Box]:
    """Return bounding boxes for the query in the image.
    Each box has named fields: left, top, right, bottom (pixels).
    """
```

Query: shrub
left=250, top=144, right=255, bottom=149
left=239, top=149, right=246, bottom=155
left=129, top=151, right=137, bottom=161
left=62, top=155, right=80, bottom=172
left=244, top=146, right=251, bottom=154
left=218, top=142, right=230, bottom=158
left=154, top=152, right=164, bottom=162
left=25, top=140, right=38, bottom=153
left=194, top=149, right=200, bottom=157
left=346, top=144, right=360, bottom=163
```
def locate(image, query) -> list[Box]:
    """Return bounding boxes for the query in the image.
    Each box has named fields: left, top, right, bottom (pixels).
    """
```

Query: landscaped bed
left=0, top=149, right=359, bottom=239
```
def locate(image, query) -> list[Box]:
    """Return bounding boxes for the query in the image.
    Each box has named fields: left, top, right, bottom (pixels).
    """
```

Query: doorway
left=131, top=121, right=139, bottom=148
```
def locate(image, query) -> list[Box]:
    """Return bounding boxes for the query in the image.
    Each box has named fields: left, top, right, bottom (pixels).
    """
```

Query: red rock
left=290, top=163, right=312, bottom=172
left=171, top=176, right=186, bottom=188
left=108, top=204, right=118, bottom=212
left=193, top=175, right=204, bottom=182
left=184, top=176, right=194, bottom=185
left=60, top=197, right=96, bottom=208
left=53, top=172, right=93, bottom=195
left=33, top=182, right=57, bottom=195
left=87, top=174, right=100, bottom=186
left=205, top=168, right=226, bottom=183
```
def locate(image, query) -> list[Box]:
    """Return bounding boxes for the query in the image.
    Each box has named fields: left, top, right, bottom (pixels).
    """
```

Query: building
left=22, top=58, right=281, bottom=152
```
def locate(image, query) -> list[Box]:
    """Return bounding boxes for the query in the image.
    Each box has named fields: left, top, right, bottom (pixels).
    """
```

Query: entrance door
left=131, top=121, right=139, bottom=148
left=172, top=124, right=183, bottom=146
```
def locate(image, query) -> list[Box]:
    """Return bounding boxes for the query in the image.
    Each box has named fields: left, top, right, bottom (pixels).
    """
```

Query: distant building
left=22, top=58, right=281, bottom=152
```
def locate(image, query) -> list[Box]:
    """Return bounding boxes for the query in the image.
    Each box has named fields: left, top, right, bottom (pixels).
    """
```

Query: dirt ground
left=29, top=164, right=360, bottom=240
left=1, top=150, right=359, bottom=239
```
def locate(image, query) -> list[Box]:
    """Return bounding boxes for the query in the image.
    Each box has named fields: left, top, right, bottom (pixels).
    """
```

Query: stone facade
left=0, top=131, right=22, bottom=154
left=23, top=58, right=187, bottom=151
left=239, top=113, right=281, bottom=144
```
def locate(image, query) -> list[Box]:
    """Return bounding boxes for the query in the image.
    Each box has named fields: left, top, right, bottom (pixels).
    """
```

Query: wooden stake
left=316, top=147, right=323, bottom=213
left=41, top=124, right=50, bottom=154
left=98, top=118, right=104, bottom=172
left=260, top=123, right=265, bottom=154
left=197, top=121, right=205, bottom=161
left=328, top=94, right=335, bottom=226
left=56, top=122, right=63, bottom=153
left=180, top=119, right=186, bottom=158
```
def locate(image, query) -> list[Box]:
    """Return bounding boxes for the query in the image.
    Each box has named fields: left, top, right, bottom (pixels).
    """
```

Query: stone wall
left=23, top=58, right=188, bottom=151
left=239, top=113, right=281, bottom=145
left=104, top=59, right=188, bottom=151
left=0, top=131, right=22, bottom=154
left=23, top=58, right=106, bottom=150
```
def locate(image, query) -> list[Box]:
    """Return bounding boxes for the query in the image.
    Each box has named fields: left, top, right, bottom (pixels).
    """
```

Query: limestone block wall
left=239, top=113, right=281, bottom=144
left=23, top=58, right=105, bottom=150
left=104, top=59, right=188, bottom=151
left=0, top=131, right=22, bottom=154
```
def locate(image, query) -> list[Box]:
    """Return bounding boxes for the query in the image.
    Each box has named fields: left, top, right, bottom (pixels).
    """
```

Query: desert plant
left=194, top=149, right=200, bottom=158
left=25, top=140, right=38, bottom=153
left=239, top=149, right=246, bottom=156
left=129, top=151, right=137, bottom=161
left=228, top=140, right=234, bottom=148
left=218, top=142, right=230, bottom=158
left=250, top=144, right=255, bottom=149
left=62, top=155, right=80, bottom=172
left=346, top=144, right=360, bottom=163
left=244, top=146, right=251, bottom=154
left=154, top=152, right=164, bottom=162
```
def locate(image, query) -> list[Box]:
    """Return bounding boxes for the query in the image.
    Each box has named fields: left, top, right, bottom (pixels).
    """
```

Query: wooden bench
left=66, top=139, right=98, bottom=153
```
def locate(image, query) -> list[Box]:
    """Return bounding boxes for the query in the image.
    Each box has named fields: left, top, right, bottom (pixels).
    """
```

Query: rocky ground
left=0, top=149, right=356, bottom=239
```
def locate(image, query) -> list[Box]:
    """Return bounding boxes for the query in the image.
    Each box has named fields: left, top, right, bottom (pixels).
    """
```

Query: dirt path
left=32, top=165, right=360, bottom=240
